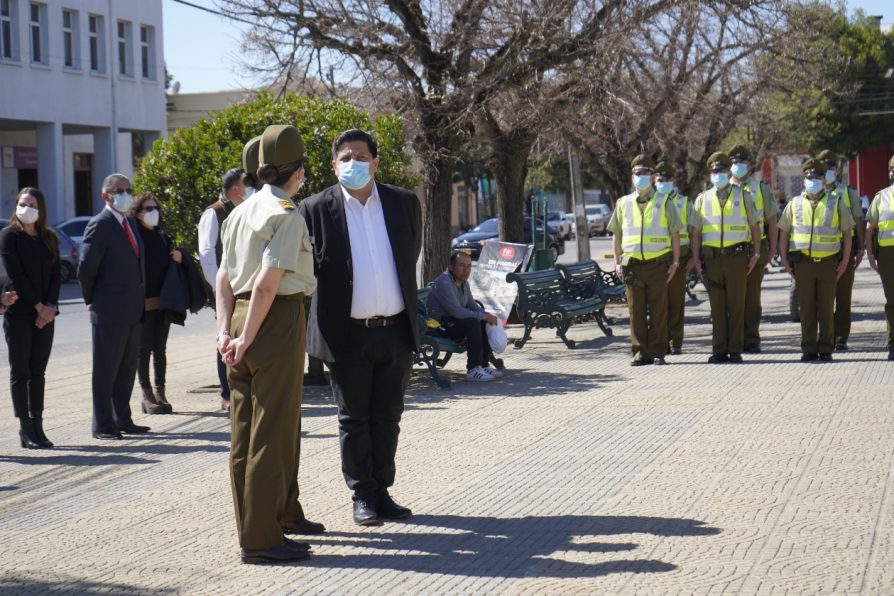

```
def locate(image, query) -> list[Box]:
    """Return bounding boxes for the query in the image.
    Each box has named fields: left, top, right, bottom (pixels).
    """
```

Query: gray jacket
left=427, top=270, right=484, bottom=321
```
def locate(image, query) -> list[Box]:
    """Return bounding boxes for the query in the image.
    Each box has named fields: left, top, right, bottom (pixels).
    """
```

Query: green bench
left=505, top=267, right=611, bottom=349
left=557, top=260, right=626, bottom=308
left=413, top=286, right=504, bottom=389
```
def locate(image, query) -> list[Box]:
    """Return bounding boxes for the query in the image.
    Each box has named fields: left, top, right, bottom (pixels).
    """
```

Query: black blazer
left=77, top=208, right=145, bottom=326
left=300, top=183, right=422, bottom=362
left=0, top=227, right=61, bottom=318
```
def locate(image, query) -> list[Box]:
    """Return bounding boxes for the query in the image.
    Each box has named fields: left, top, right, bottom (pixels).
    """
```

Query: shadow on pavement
left=406, top=370, right=621, bottom=403
left=0, top=453, right=157, bottom=466
left=312, top=514, right=719, bottom=577
left=0, top=576, right=173, bottom=595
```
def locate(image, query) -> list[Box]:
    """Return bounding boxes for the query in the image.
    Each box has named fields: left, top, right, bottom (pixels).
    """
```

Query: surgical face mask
left=711, top=173, right=729, bottom=189
left=633, top=175, right=652, bottom=191
left=141, top=209, right=160, bottom=228
left=656, top=181, right=674, bottom=195
left=730, top=163, right=748, bottom=179
left=111, top=192, right=133, bottom=213
left=337, top=160, right=372, bottom=190
left=804, top=178, right=823, bottom=195
left=16, top=205, right=39, bottom=225
left=824, top=169, right=837, bottom=184
left=244, top=187, right=255, bottom=199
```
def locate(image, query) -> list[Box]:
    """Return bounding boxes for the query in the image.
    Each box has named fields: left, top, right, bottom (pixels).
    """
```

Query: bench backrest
left=506, top=269, right=566, bottom=313
left=556, top=261, right=600, bottom=300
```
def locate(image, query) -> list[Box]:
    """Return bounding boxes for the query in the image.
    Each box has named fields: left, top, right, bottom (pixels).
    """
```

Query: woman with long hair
left=0, top=187, right=61, bottom=448
left=129, top=194, right=181, bottom=414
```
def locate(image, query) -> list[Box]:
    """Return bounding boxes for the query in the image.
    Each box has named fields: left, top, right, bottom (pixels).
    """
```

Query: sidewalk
left=1, top=265, right=893, bottom=594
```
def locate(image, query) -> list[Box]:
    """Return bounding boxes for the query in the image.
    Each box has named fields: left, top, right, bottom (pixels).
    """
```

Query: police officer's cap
left=655, top=161, right=675, bottom=177
left=259, top=125, right=306, bottom=168
left=727, top=144, right=752, bottom=162
left=707, top=152, right=731, bottom=171
left=801, top=158, right=827, bottom=176
left=816, top=149, right=839, bottom=166
left=242, top=135, right=262, bottom=175
left=630, top=154, right=655, bottom=172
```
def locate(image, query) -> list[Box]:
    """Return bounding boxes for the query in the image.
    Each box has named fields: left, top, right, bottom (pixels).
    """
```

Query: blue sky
left=163, top=0, right=894, bottom=94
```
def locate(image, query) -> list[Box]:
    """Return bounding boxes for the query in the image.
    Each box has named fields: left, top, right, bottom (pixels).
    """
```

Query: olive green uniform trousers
left=793, top=256, right=837, bottom=354
left=667, top=246, right=690, bottom=351
left=703, top=250, right=748, bottom=356
left=744, top=242, right=769, bottom=348
left=625, top=255, right=670, bottom=360
left=877, top=246, right=894, bottom=349
left=228, top=293, right=305, bottom=550
left=834, top=252, right=857, bottom=344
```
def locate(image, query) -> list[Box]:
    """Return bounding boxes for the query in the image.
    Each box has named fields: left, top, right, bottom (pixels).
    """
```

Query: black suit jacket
left=0, top=227, right=61, bottom=318
left=77, top=208, right=145, bottom=326
left=300, top=183, right=422, bottom=362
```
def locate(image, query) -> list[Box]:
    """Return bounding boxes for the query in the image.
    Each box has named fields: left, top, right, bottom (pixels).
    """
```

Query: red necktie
left=122, top=218, right=139, bottom=256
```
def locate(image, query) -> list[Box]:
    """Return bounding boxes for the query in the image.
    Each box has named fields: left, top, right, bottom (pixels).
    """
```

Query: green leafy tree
left=135, top=92, right=416, bottom=253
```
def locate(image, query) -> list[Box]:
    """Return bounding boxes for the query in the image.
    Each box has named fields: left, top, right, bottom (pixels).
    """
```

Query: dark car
left=0, top=219, right=79, bottom=283
left=451, top=217, right=565, bottom=261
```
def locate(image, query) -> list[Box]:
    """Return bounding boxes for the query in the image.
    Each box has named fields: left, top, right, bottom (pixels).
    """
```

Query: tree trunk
left=419, top=152, right=458, bottom=285
left=493, top=154, right=530, bottom=244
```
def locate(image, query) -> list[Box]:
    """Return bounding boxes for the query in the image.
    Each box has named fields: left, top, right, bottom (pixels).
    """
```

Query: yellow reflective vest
left=877, top=187, right=894, bottom=247
left=618, top=191, right=672, bottom=260
left=699, top=186, right=750, bottom=248
left=790, top=192, right=841, bottom=258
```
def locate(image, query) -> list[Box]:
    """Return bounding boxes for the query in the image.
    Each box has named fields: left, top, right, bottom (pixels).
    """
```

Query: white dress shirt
left=197, top=207, right=219, bottom=287
left=342, top=184, right=405, bottom=318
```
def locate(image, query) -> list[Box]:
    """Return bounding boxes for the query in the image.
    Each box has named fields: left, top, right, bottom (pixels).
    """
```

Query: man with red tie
left=78, top=174, right=150, bottom=439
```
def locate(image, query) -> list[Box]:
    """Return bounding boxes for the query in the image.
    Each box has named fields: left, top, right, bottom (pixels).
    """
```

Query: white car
left=53, top=215, right=94, bottom=250
left=547, top=210, right=574, bottom=240
left=585, top=204, right=612, bottom=236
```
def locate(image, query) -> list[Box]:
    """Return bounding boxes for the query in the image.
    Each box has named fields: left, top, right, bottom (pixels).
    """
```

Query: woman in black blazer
left=0, top=187, right=61, bottom=449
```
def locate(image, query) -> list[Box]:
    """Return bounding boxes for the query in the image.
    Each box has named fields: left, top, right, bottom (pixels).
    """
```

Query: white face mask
left=111, top=192, right=133, bottom=213
left=244, top=187, right=255, bottom=199
left=16, top=205, right=39, bottom=225
left=142, top=210, right=160, bottom=228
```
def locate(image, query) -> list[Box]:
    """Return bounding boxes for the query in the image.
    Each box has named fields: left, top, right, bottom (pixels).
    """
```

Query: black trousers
left=92, top=322, right=140, bottom=433
left=3, top=315, right=54, bottom=418
left=138, top=310, right=171, bottom=389
left=214, top=308, right=230, bottom=398
left=437, top=317, right=493, bottom=370
left=327, top=319, right=413, bottom=502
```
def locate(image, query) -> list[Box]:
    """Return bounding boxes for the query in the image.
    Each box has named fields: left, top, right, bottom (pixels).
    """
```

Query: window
left=117, top=19, right=131, bottom=76
left=88, top=13, right=104, bottom=72
left=0, top=0, right=16, bottom=60
left=29, top=2, right=47, bottom=65
left=139, top=24, right=154, bottom=79
left=62, top=8, right=79, bottom=68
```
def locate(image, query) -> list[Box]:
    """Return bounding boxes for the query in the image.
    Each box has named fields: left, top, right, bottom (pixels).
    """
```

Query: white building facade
left=0, top=0, right=165, bottom=222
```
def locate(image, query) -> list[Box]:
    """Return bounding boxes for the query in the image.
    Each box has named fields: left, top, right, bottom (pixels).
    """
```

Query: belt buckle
left=812, top=257, right=823, bottom=262
left=363, top=317, right=382, bottom=328
left=363, top=317, right=375, bottom=328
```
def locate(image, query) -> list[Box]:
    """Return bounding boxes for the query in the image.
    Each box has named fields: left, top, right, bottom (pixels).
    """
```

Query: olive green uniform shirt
left=866, top=186, right=893, bottom=223
left=220, top=184, right=316, bottom=295
left=777, top=192, right=855, bottom=234
left=606, top=190, right=685, bottom=244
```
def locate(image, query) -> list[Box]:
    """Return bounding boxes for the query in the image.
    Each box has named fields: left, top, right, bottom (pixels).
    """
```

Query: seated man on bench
left=427, top=251, right=503, bottom=381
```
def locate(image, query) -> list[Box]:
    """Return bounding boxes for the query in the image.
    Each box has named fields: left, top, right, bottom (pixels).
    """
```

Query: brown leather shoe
left=156, top=386, right=172, bottom=414
left=282, top=518, right=326, bottom=535
left=141, top=386, right=165, bottom=415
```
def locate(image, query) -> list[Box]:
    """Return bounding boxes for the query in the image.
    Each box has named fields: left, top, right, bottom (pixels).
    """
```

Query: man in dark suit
left=78, top=174, right=150, bottom=439
left=300, top=129, right=421, bottom=525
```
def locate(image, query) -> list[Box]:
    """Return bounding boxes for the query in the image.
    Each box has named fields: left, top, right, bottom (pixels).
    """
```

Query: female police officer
left=215, top=125, right=317, bottom=564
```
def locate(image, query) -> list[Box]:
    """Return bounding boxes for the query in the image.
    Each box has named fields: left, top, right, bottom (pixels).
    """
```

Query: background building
left=0, top=0, right=165, bottom=222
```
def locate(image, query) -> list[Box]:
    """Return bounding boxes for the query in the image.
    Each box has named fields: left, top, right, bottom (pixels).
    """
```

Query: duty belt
left=711, top=243, right=750, bottom=257
left=350, top=312, right=405, bottom=328
left=794, top=252, right=839, bottom=263
left=628, top=253, right=672, bottom=265
left=234, top=292, right=305, bottom=302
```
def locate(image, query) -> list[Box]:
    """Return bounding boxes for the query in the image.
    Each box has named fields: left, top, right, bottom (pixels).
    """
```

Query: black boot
left=33, top=416, right=54, bottom=448
left=141, top=386, right=165, bottom=415
left=156, top=386, right=172, bottom=414
left=18, top=417, right=44, bottom=449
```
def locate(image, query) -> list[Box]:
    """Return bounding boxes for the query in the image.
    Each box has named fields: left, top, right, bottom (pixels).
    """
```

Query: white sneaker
left=483, top=367, right=504, bottom=378
left=466, top=366, right=495, bottom=382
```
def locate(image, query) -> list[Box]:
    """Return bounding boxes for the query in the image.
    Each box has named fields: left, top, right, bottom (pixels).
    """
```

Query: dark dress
left=0, top=227, right=61, bottom=418
left=137, top=225, right=172, bottom=389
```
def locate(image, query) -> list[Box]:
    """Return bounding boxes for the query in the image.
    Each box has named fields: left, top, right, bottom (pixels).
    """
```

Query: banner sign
left=468, top=240, right=533, bottom=322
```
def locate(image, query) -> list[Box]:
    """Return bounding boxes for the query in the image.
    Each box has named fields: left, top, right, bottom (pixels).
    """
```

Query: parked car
left=53, top=215, right=93, bottom=250
left=0, top=219, right=79, bottom=283
left=547, top=210, right=574, bottom=240
left=585, top=204, right=612, bottom=236
left=451, top=217, right=565, bottom=262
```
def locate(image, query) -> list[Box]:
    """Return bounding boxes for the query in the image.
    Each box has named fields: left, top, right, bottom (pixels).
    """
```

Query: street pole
left=568, top=144, right=590, bottom=261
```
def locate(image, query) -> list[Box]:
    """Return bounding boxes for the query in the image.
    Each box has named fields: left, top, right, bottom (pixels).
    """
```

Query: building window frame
left=139, top=24, right=154, bottom=80
left=87, top=12, right=104, bottom=73
left=29, top=1, right=48, bottom=66
left=116, top=19, right=132, bottom=77
left=62, top=7, right=79, bottom=69
left=0, top=0, right=18, bottom=61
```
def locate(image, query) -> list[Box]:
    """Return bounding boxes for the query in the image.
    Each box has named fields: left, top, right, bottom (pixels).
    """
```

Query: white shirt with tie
left=341, top=184, right=405, bottom=319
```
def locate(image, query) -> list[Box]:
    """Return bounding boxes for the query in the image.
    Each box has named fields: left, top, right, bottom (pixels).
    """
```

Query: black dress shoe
left=800, top=353, right=819, bottom=362
left=670, top=346, right=682, bottom=355
left=819, top=352, right=833, bottom=362
left=888, top=350, right=894, bottom=361
left=654, top=356, right=667, bottom=365
left=241, top=544, right=310, bottom=564
left=303, top=374, right=328, bottom=386
left=743, top=344, right=761, bottom=354
left=118, top=423, right=151, bottom=434
left=283, top=537, right=312, bottom=552
left=282, top=518, right=326, bottom=535
left=377, top=492, right=412, bottom=519
left=353, top=500, right=381, bottom=526
left=728, top=353, right=743, bottom=363
left=834, top=342, right=848, bottom=351
left=708, top=353, right=728, bottom=364
left=630, top=357, right=653, bottom=367
left=93, top=430, right=123, bottom=440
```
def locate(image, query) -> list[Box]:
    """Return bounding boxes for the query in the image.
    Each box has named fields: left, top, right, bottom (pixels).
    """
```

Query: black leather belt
left=797, top=252, right=839, bottom=263
left=350, top=313, right=404, bottom=328
left=234, top=292, right=304, bottom=302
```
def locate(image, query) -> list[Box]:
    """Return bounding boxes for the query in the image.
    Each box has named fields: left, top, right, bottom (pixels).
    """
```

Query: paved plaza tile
left=0, top=264, right=892, bottom=594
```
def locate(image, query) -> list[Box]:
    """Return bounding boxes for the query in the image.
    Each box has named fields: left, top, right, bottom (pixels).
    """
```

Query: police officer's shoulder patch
left=278, top=199, right=295, bottom=211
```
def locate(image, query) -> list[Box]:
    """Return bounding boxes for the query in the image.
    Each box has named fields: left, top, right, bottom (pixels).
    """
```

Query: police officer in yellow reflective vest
left=728, top=145, right=778, bottom=353
left=609, top=155, right=682, bottom=366
left=865, top=155, right=894, bottom=361
left=654, top=160, right=691, bottom=355
left=817, top=150, right=866, bottom=351
left=690, top=152, right=762, bottom=364
left=778, top=158, right=854, bottom=362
